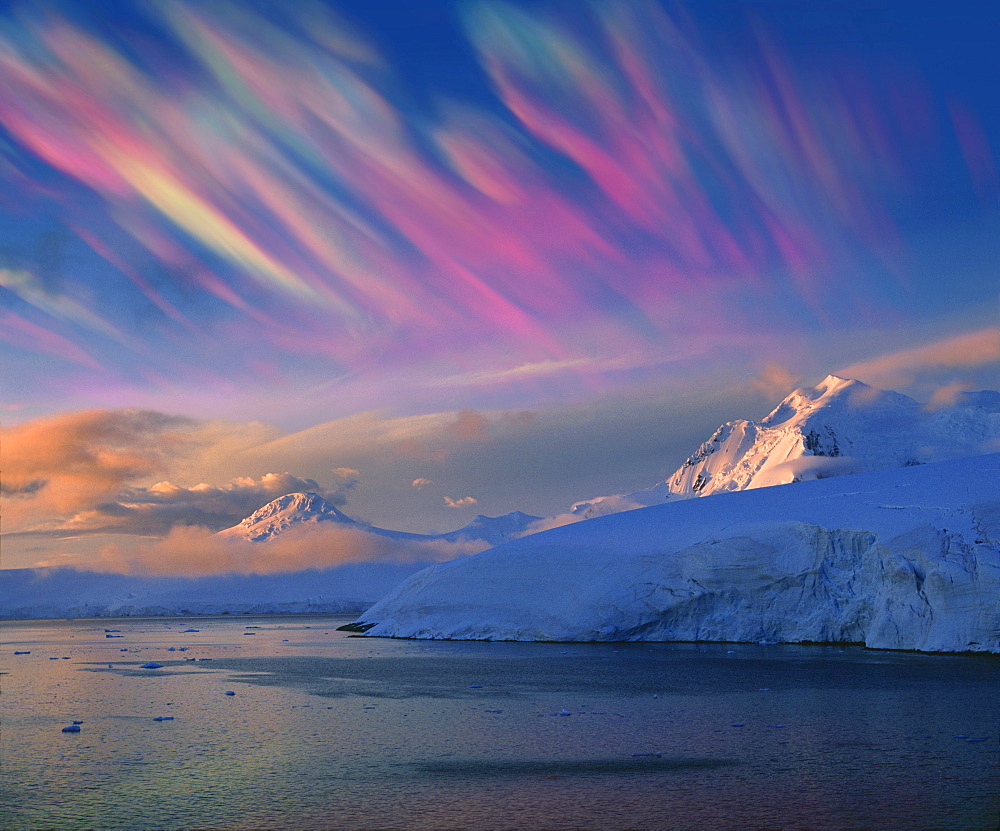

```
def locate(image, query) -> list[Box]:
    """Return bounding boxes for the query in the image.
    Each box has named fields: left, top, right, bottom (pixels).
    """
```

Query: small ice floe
left=72, top=720, right=83, bottom=725
left=104, top=629, right=121, bottom=633
left=140, top=662, right=164, bottom=669
left=153, top=716, right=175, bottom=721
left=652, top=694, right=658, bottom=699
left=485, top=709, right=503, bottom=714
left=631, top=752, right=662, bottom=757
left=120, top=648, right=128, bottom=652
left=967, top=737, right=987, bottom=743
left=61, top=724, right=81, bottom=733
left=49, top=657, right=60, bottom=660
left=198, top=658, right=213, bottom=661
left=759, top=688, right=770, bottom=691
left=224, top=691, right=236, bottom=696
left=468, top=684, right=483, bottom=689
left=559, top=709, right=572, bottom=716
left=731, top=722, right=745, bottom=727
left=167, top=648, right=177, bottom=651
left=182, top=629, right=199, bottom=633
left=954, top=735, right=968, bottom=739
left=105, top=635, right=124, bottom=639
left=243, top=632, right=256, bottom=636
left=13, top=651, right=30, bottom=655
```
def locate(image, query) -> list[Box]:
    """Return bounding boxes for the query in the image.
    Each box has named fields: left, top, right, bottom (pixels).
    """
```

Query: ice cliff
left=352, top=453, right=1000, bottom=653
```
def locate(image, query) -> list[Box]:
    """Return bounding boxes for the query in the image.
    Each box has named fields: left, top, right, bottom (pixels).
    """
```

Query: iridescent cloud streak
left=0, top=0, right=992, bottom=407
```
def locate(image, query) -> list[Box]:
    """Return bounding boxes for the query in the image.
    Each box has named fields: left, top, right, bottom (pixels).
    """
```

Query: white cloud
left=444, top=495, right=478, bottom=508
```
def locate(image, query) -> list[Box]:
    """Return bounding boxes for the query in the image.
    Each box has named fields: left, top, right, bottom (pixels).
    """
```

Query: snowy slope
left=352, top=453, right=1000, bottom=653
left=572, top=376, right=1000, bottom=517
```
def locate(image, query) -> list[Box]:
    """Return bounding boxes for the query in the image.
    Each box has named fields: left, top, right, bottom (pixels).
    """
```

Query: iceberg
left=352, top=453, right=1000, bottom=653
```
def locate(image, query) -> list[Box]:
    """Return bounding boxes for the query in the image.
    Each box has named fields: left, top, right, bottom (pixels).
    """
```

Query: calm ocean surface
left=1, top=615, right=997, bottom=831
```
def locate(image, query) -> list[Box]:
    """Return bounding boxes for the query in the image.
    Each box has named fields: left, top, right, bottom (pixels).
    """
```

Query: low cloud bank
left=91, top=524, right=488, bottom=577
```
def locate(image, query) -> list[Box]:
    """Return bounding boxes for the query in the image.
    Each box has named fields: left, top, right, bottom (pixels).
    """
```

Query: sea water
left=1, top=616, right=997, bottom=831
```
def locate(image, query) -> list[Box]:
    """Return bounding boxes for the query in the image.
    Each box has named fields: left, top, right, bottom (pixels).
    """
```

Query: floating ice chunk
left=631, top=752, right=662, bottom=757
left=153, top=716, right=175, bottom=721
left=224, top=691, right=236, bottom=696
left=72, top=721, right=83, bottom=725
left=105, top=635, right=123, bottom=638
left=469, top=684, right=483, bottom=688
left=104, top=629, right=120, bottom=633
left=13, top=651, right=30, bottom=655
left=967, top=737, right=987, bottom=742
left=731, top=722, right=745, bottom=727
left=559, top=709, right=572, bottom=716
left=182, top=629, right=199, bottom=633
left=61, top=725, right=81, bottom=732
left=167, top=648, right=176, bottom=651
left=140, top=662, right=164, bottom=669
left=759, top=688, right=770, bottom=691
left=199, top=658, right=213, bottom=661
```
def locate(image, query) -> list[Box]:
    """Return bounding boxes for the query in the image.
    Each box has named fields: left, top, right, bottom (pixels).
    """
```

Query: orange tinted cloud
left=95, top=522, right=486, bottom=577
left=838, top=327, right=1000, bottom=388
left=2, top=408, right=197, bottom=528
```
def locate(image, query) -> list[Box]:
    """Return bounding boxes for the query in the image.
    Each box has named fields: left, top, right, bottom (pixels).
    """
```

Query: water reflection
left=1, top=616, right=997, bottom=831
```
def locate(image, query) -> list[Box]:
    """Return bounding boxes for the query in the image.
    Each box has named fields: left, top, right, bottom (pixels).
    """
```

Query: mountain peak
left=570, top=374, right=1000, bottom=518
left=238, top=492, right=348, bottom=527
left=217, top=491, right=357, bottom=542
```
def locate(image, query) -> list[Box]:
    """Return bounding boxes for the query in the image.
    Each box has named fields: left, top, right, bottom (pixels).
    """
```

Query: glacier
left=352, top=453, right=1000, bottom=653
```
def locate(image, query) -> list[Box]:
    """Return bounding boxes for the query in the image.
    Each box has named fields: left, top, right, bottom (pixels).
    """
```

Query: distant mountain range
left=571, top=374, right=1000, bottom=518
left=215, top=491, right=541, bottom=547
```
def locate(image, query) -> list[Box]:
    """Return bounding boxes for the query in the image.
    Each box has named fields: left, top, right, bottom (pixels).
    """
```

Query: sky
left=2, top=0, right=998, bottom=572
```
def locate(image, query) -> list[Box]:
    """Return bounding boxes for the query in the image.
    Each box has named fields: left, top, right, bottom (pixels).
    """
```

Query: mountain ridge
left=572, top=375, right=1000, bottom=518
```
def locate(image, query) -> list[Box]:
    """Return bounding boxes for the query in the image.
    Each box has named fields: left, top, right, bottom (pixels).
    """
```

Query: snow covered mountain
left=0, top=496, right=543, bottom=620
left=349, top=452, right=1000, bottom=653
left=216, top=492, right=541, bottom=545
left=441, top=511, right=543, bottom=546
left=216, top=492, right=429, bottom=542
left=572, top=375, right=1000, bottom=518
